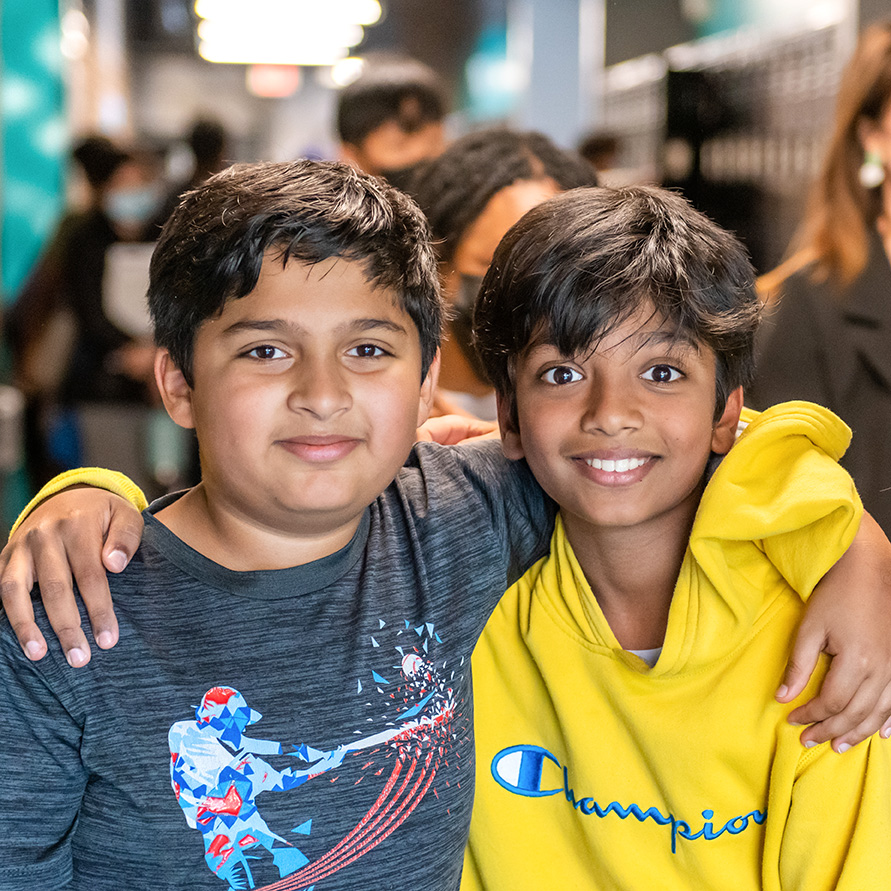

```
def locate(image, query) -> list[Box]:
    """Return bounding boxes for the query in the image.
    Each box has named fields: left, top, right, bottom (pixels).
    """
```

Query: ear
left=496, top=392, right=525, bottom=460
left=711, top=386, right=744, bottom=455
left=415, top=350, right=441, bottom=428
left=154, top=348, right=196, bottom=430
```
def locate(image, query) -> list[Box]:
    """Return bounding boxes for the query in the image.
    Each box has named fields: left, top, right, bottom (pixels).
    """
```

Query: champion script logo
left=491, top=744, right=766, bottom=853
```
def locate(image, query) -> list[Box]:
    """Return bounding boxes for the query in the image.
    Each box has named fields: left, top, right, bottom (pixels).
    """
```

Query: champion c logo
left=491, top=745, right=562, bottom=797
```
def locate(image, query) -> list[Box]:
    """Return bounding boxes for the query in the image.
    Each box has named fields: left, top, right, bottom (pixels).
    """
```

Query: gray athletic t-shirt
left=0, top=441, right=553, bottom=891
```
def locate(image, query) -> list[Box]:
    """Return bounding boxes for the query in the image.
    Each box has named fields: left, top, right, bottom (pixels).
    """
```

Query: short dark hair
left=408, top=128, right=598, bottom=263
left=149, top=159, right=443, bottom=385
left=187, top=117, right=227, bottom=168
left=474, top=185, right=761, bottom=423
left=337, top=57, right=446, bottom=147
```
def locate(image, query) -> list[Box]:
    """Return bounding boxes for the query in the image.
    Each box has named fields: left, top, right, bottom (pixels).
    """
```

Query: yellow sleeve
left=9, top=468, right=148, bottom=538
left=762, top=724, right=891, bottom=889
left=694, top=400, right=863, bottom=599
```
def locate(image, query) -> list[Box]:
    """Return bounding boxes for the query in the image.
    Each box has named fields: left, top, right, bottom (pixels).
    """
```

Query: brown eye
left=348, top=344, right=388, bottom=358
left=247, top=345, right=284, bottom=360
left=542, top=366, right=582, bottom=385
left=644, top=364, right=682, bottom=383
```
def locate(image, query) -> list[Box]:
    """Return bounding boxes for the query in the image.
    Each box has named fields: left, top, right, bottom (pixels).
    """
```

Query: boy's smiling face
left=500, top=305, right=742, bottom=543
left=157, top=254, right=436, bottom=564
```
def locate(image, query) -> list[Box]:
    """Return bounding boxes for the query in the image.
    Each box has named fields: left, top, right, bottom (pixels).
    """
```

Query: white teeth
left=585, top=456, right=648, bottom=472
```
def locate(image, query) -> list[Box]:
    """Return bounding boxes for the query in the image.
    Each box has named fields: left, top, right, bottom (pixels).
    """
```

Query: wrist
left=9, top=468, right=148, bottom=538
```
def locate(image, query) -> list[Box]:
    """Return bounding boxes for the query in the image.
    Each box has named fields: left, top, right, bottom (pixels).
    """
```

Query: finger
left=786, top=651, right=863, bottom=727
left=102, top=506, right=143, bottom=574
left=0, top=548, right=46, bottom=660
left=77, top=502, right=143, bottom=648
left=66, top=530, right=119, bottom=651
left=882, top=717, right=891, bottom=740
left=28, top=528, right=92, bottom=667
left=777, top=621, right=825, bottom=703
left=799, top=677, right=891, bottom=750
left=419, top=415, right=498, bottom=446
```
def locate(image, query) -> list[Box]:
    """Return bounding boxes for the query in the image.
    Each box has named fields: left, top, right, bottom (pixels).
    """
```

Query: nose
left=581, top=377, right=642, bottom=436
left=286, top=355, right=351, bottom=420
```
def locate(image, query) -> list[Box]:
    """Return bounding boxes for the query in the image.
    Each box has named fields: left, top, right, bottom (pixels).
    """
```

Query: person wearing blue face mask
left=9, top=136, right=162, bottom=494
left=406, top=129, right=598, bottom=420
left=58, top=145, right=160, bottom=404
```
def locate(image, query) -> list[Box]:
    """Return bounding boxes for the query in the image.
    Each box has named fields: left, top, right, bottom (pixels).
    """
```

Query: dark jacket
left=749, top=232, right=891, bottom=534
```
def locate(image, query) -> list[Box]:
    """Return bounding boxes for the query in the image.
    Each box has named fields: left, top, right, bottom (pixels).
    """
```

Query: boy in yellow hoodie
left=464, top=185, right=891, bottom=889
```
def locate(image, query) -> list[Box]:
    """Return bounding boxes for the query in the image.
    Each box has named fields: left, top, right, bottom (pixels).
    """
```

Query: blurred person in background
left=749, top=21, right=891, bottom=534
left=7, top=135, right=162, bottom=490
left=57, top=143, right=160, bottom=405
left=407, top=128, right=597, bottom=419
left=8, top=137, right=159, bottom=488
left=337, top=54, right=448, bottom=190
left=148, top=117, right=230, bottom=234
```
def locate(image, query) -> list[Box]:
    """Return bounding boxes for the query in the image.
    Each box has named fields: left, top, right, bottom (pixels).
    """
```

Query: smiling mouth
left=278, top=437, right=360, bottom=462
left=584, top=456, right=650, bottom=473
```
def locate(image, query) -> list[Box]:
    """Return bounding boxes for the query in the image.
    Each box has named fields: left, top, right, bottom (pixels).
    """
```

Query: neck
left=561, top=496, right=699, bottom=651
left=155, top=484, right=363, bottom=571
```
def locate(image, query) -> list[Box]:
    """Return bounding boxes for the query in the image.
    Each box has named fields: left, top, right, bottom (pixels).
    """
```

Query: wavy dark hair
left=474, top=185, right=762, bottom=424
left=149, top=159, right=443, bottom=385
left=407, top=127, right=598, bottom=263
left=336, top=56, right=446, bottom=147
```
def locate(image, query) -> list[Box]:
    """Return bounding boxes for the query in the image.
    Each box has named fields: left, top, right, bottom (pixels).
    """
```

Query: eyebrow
left=632, top=328, right=700, bottom=353
left=527, top=326, right=701, bottom=359
left=221, top=317, right=410, bottom=338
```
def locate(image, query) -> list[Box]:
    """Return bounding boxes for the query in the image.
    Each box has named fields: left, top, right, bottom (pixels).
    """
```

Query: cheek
left=363, top=378, right=422, bottom=439
left=516, top=413, right=561, bottom=474
left=196, top=384, right=271, bottom=438
left=663, top=406, right=719, bottom=458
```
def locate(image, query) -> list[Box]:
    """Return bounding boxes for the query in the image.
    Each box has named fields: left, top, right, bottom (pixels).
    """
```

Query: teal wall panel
left=2, top=0, right=67, bottom=302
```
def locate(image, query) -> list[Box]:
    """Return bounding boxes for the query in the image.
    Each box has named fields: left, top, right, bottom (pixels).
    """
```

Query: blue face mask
left=106, top=185, right=160, bottom=229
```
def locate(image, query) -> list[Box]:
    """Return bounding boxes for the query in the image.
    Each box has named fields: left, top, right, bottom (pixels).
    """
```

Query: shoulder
left=395, top=439, right=536, bottom=504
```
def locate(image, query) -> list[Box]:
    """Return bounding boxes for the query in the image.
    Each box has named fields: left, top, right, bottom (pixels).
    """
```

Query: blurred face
left=104, top=159, right=160, bottom=239
left=160, top=255, right=435, bottom=545
left=443, top=178, right=562, bottom=301
left=344, top=119, right=445, bottom=177
left=500, top=305, right=741, bottom=544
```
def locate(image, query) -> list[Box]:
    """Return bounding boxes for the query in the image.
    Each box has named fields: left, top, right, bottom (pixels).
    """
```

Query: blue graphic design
left=491, top=744, right=766, bottom=853
left=168, top=618, right=467, bottom=890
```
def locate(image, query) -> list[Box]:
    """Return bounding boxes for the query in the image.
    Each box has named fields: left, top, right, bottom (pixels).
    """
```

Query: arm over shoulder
left=10, top=467, right=147, bottom=537
left=405, top=440, right=556, bottom=588
left=695, top=400, right=862, bottom=598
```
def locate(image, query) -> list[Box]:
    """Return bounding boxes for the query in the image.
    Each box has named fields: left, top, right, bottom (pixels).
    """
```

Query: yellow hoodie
left=464, top=402, right=891, bottom=890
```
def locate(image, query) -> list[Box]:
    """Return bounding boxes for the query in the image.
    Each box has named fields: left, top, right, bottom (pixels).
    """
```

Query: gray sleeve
left=0, top=608, right=86, bottom=887
left=405, top=440, right=556, bottom=588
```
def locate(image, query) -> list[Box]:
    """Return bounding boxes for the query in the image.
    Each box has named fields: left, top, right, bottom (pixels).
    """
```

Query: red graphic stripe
left=259, top=748, right=440, bottom=891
